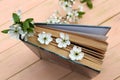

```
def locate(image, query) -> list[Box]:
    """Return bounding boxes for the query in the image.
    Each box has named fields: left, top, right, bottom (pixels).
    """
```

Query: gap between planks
left=98, top=12, right=120, bottom=26
left=1, top=0, right=120, bottom=80
left=0, top=0, right=47, bottom=27
left=6, top=59, right=40, bottom=80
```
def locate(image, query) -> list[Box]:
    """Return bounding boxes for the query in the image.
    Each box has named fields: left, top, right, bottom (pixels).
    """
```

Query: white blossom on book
left=37, top=32, right=53, bottom=45
left=56, top=33, right=71, bottom=48
left=69, top=46, right=84, bottom=60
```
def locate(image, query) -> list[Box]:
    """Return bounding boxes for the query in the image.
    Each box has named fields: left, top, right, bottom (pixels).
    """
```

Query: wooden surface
left=0, top=0, right=120, bottom=80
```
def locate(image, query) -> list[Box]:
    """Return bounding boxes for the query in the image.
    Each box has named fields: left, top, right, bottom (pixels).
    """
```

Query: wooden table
left=0, top=0, right=120, bottom=80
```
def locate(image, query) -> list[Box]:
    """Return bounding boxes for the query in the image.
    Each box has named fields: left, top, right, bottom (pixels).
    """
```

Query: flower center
left=75, top=52, right=79, bottom=56
left=65, top=4, right=68, bottom=7
left=14, top=30, right=18, bottom=33
left=43, top=37, right=47, bottom=41
left=62, top=39, right=66, bottom=43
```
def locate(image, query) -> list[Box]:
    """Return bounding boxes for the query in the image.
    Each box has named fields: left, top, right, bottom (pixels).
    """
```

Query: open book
left=22, top=23, right=110, bottom=78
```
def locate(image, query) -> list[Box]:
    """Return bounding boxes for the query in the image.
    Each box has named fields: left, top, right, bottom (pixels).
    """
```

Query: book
left=21, top=23, right=110, bottom=78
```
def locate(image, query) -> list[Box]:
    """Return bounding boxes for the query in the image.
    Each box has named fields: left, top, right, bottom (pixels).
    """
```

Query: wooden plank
left=8, top=60, right=71, bottom=80
left=0, top=42, right=39, bottom=80
left=21, top=0, right=59, bottom=22
left=101, top=14, right=120, bottom=49
left=0, top=0, right=45, bottom=25
left=60, top=2, right=120, bottom=80
left=92, top=44, right=120, bottom=80
left=79, top=0, right=120, bottom=25
left=0, top=0, right=120, bottom=80
left=0, top=0, right=48, bottom=54
left=0, top=0, right=29, bottom=25
left=114, top=76, right=120, bottom=80
left=0, top=0, right=53, bottom=41
left=0, top=0, right=46, bottom=34
left=60, top=72, right=90, bottom=80
left=0, top=38, right=20, bottom=54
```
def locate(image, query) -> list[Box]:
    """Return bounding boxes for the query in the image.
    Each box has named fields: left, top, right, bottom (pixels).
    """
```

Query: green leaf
left=27, top=28, right=34, bottom=33
left=78, top=11, right=85, bottom=18
left=29, top=23, right=34, bottom=28
left=80, top=0, right=86, bottom=3
left=1, top=29, right=9, bottom=34
left=80, top=0, right=93, bottom=9
left=12, top=13, right=20, bottom=23
left=25, top=18, right=33, bottom=23
left=87, top=0, right=93, bottom=9
left=23, top=18, right=34, bottom=31
left=23, top=20, right=29, bottom=31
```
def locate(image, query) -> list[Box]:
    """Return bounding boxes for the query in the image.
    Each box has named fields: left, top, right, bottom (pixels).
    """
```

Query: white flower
left=38, top=32, right=53, bottom=45
left=67, top=11, right=74, bottom=22
left=21, top=31, right=34, bottom=41
left=78, top=5, right=84, bottom=12
left=69, top=46, right=84, bottom=61
left=47, top=11, right=62, bottom=24
left=56, top=33, right=70, bottom=48
left=66, top=11, right=78, bottom=22
left=8, top=24, right=23, bottom=39
left=59, top=0, right=75, bottom=11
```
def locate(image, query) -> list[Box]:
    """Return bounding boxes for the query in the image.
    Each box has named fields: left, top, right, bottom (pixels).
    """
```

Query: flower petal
left=60, top=33, right=65, bottom=39
left=76, top=52, right=84, bottom=60
left=62, top=43, right=67, bottom=48
left=70, top=49, right=74, bottom=54
left=45, top=40, right=50, bottom=45
left=65, top=34, right=69, bottom=40
left=38, top=38, right=44, bottom=44
left=69, top=53, right=76, bottom=60
left=58, top=43, right=63, bottom=48
left=56, top=38, right=62, bottom=43
left=73, top=46, right=78, bottom=51
left=66, top=40, right=70, bottom=45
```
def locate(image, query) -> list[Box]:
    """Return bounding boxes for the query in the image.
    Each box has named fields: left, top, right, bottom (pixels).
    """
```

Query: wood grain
left=0, top=0, right=45, bottom=25
left=0, top=42, right=39, bottom=80
left=0, top=0, right=120, bottom=80
left=8, top=60, right=71, bottom=80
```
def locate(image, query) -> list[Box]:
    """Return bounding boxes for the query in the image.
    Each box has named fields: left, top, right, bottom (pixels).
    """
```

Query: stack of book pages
left=22, top=23, right=110, bottom=78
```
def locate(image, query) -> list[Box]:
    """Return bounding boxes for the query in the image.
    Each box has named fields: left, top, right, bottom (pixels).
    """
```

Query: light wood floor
left=0, top=0, right=120, bottom=80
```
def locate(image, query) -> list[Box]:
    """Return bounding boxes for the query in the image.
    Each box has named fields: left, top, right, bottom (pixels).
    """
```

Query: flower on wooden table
left=69, top=46, right=84, bottom=61
left=47, top=11, right=69, bottom=24
left=59, top=0, right=75, bottom=11
left=8, top=24, right=23, bottom=39
left=56, top=32, right=70, bottom=48
left=66, top=6, right=85, bottom=23
left=38, top=32, right=53, bottom=45
left=78, top=5, right=84, bottom=12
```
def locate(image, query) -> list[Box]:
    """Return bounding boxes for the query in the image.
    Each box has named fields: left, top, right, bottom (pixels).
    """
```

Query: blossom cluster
left=2, top=11, right=34, bottom=41
left=47, top=11, right=69, bottom=24
left=37, top=32, right=84, bottom=61
left=47, top=0, right=93, bottom=24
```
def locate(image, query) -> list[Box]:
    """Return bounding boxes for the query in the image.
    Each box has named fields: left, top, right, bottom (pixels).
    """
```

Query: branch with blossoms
left=47, top=0, right=93, bottom=24
left=1, top=10, right=85, bottom=61
left=1, top=11, right=34, bottom=41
